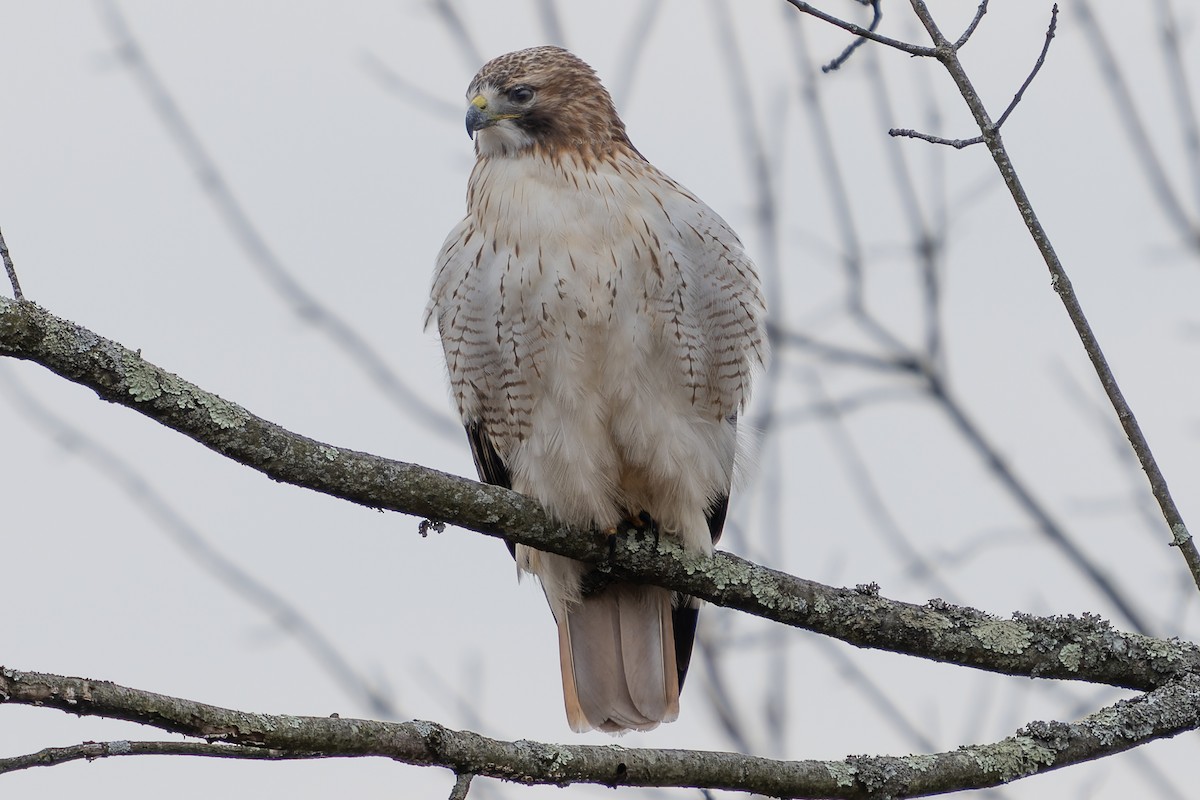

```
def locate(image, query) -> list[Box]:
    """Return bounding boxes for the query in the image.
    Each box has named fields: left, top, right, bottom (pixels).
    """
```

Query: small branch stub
left=888, top=129, right=983, bottom=149
left=449, top=772, right=475, bottom=800
left=0, top=226, right=24, bottom=301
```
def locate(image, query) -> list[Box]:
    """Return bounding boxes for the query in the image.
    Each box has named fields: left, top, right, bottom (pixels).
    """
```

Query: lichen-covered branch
left=0, top=296, right=1196, bottom=692
left=2, top=668, right=1199, bottom=797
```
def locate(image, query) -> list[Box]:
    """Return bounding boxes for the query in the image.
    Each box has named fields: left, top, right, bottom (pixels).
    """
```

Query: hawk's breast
left=428, top=147, right=765, bottom=530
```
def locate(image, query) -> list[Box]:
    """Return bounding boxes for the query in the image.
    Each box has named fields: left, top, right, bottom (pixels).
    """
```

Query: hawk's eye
left=507, top=85, right=535, bottom=104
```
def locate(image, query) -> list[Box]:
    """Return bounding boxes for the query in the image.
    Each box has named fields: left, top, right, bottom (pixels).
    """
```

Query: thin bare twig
left=709, top=0, right=792, bottom=752
left=993, top=4, right=1058, bottom=130
left=1053, top=368, right=1169, bottom=546
left=95, top=0, right=458, bottom=438
left=821, top=0, right=881, bottom=73
left=0, top=226, right=23, bottom=301
left=533, top=0, right=567, bottom=47
left=921, top=369, right=1153, bottom=633
left=809, top=636, right=938, bottom=752
left=0, top=368, right=399, bottom=719
left=1075, top=0, right=1200, bottom=250
left=361, top=51, right=462, bottom=118
left=697, top=633, right=758, bottom=755
left=609, top=0, right=662, bottom=108
left=902, top=0, right=1200, bottom=592
left=430, top=0, right=485, bottom=72
left=768, top=323, right=919, bottom=372
left=1154, top=0, right=1200, bottom=221
left=861, top=46, right=945, bottom=364
left=784, top=0, right=934, bottom=58
left=775, top=386, right=927, bottom=428
left=785, top=17, right=873, bottom=338
left=804, top=372, right=959, bottom=599
left=953, top=0, right=990, bottom=50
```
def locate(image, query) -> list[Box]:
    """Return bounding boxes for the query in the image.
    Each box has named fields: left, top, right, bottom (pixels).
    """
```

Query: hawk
left=427, top=46, right=766, bottom=733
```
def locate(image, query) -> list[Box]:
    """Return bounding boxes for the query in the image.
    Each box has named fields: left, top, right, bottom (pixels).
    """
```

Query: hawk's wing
left=429, top=213, right=519, bottom=557
left=704, top=415, right=736, bottom=546
left=465, top=420, right=517, bottom=558
left=673, top=427, right=732, bottom=691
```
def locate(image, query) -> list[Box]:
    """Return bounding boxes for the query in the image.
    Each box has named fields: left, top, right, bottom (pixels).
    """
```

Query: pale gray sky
left=2, top=2, right=1198, bottom=798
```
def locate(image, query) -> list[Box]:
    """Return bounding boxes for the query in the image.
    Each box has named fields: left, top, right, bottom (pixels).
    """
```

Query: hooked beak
left=466, top=103, right=492, bottom=139
left=466, top=94, right=494, bottom=139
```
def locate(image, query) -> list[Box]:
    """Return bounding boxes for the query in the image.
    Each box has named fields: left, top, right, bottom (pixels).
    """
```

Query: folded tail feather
left=558, top=584, right=679, bottom=733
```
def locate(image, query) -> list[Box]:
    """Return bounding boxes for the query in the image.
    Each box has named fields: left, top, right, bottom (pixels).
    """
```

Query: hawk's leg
left=635, top=510, right=661, bottom=546
left=600, top=511, right=662, bottom=558
left=601, top=526, right=620, bottom=560
left=617, top=510, right=661, bottom=545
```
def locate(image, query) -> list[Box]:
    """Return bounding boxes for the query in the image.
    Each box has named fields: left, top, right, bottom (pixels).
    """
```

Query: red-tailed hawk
left=427, top=46, right=766, bottom=733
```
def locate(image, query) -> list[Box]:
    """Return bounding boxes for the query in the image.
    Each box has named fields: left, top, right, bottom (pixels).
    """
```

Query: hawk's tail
left=558, top=584, right=681, bottom=733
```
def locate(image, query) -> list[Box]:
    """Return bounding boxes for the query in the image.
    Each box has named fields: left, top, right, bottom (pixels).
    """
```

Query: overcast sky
left=2, top=2, right=1199, bottom=798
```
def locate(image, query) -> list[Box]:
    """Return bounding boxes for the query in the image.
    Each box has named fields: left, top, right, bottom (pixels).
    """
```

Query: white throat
left=475, top=121, right=535, bottom=158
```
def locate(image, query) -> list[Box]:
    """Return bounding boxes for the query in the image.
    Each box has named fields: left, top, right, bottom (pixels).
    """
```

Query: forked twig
left=96, top=0, right=458, bottom=437
left=890, top=4, right=1058, bottom=147
left=785, top=0, right=933, bottom=58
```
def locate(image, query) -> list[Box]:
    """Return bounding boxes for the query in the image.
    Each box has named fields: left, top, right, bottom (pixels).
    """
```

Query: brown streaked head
left=463, top=46, right=631, bottom=158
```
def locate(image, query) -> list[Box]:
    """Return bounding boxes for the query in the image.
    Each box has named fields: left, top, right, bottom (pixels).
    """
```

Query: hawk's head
left=463, top=46, right=631, bottom=158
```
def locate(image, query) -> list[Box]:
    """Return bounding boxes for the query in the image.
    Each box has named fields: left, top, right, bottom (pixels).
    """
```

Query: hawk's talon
left=636, top=510, right=661, bottom=545
left=602, top=527, right=619, bottom=560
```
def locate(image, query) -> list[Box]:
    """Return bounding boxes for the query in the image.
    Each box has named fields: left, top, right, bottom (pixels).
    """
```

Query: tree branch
left=1, top=296, right=1196, bottom=692
left=3, top=667, right=1199, bottom=797
left=0, top=740, right=307, bottom=775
